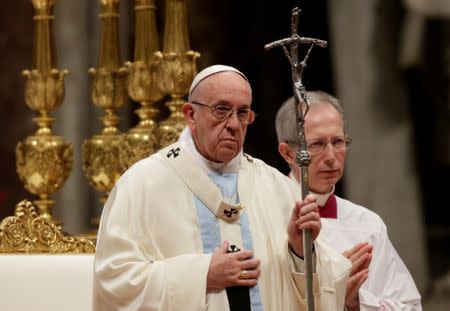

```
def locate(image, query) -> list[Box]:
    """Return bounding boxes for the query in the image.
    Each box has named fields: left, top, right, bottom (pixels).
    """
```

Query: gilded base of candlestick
left=83, top=132, right=125, bottom=230
left=83, top=133, right=125, bottom=202
left=16, top=133, right=72, bottom=221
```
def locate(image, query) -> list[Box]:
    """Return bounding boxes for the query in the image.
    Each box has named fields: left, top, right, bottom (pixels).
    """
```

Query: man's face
left=304, top=103, right=346, bottom=193
left=183, top=72, right=254, bottom=163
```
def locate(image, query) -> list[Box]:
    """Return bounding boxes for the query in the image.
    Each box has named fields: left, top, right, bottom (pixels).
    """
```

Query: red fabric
left=319, top=194, right=337, bottom=219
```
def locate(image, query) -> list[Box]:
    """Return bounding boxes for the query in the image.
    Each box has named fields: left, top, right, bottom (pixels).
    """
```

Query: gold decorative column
left=155, top=0, right=199, bottom=148
left=82, top=0, right=128, bottom=228
left=16, top=0, right=72, bottom=221
left=121, top=0, right=164, bottom=167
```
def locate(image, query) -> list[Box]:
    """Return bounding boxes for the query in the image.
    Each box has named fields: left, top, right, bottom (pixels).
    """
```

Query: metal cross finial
left=264, top=6, right=327, bottom=311
left=265, top=7, right=327, bottom=124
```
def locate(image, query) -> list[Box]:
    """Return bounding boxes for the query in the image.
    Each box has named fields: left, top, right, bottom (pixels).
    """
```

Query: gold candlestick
left=155, top=0, right=199, bottom=148
left=121, top=0, right=164, bottom=167
left=16, top=0, right=72, bottom=221
left=82, top=0, right=128, bottom=228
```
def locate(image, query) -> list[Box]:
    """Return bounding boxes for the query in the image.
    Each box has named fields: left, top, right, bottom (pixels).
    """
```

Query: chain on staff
left=264, top=6, right=327, bottom=311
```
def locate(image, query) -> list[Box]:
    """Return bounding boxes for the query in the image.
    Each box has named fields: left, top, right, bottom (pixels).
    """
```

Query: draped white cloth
left=0, top=254, right=94, bottom=311
left=94, top=129, right=352, bottom=311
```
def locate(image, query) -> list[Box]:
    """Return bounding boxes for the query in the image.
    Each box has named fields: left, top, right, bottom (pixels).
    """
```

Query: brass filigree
left=0, top=200, right=95, bottom=253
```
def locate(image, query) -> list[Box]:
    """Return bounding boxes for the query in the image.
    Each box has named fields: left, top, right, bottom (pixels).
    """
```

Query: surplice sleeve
left=358, top=221, right=422, bottom=310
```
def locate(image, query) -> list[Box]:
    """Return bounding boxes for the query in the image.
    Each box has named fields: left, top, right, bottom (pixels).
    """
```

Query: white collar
left=178, top=127, right=242, bottom=174
left=288, top=171, right=334, bottom=206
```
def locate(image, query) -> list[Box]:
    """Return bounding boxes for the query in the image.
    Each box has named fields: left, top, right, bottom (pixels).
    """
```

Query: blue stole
left=195, top=172, right=263, bottom=311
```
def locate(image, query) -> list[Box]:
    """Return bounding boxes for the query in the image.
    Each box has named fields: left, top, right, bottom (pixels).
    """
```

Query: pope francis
left=94, top=65, right=352, bottom=311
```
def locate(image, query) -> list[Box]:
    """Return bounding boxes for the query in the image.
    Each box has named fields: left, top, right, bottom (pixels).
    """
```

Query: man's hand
left=343, top=242, right=373, bottom=310
left=207, top=241, right=261, bottom=290
left=287, top=194, right=321, bottom=257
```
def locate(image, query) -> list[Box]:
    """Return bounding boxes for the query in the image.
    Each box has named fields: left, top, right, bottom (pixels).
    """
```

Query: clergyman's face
left=183, top=71, right=254, bottom=163
left=304, top=103, right=346, bottom=193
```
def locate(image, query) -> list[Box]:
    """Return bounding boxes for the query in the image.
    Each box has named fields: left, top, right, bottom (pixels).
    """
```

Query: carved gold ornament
left=0, top=201, right=95, bottom=253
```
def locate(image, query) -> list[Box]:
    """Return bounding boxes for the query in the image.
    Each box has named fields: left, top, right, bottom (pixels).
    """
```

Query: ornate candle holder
left=16, top=0, right=72, bottom=221
left=82, top=0, right=128, bottom=228
left=155, top=0, right=199, bottom=148
left=121, top=0, right=165, bottom=168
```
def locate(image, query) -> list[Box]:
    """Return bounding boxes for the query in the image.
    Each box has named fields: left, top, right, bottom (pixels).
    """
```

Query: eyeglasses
left=306, top=136, right=352, bottom=155
left=191, top=101, right=253, bottom=123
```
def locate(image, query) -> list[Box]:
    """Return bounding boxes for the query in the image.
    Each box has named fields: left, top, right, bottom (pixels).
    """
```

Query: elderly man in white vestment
left=94, top=65, right=352, bottom=311
left=276, top=91, right=422, bottom=310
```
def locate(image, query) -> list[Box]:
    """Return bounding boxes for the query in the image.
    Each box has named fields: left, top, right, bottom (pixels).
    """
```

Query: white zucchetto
left=188, top=64, right=248, bottom=99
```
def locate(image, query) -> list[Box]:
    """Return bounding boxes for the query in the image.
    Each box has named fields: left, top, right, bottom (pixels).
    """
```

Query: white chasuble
left=94, top=141, right=351, bottom=311
left=161, top=144, right=262, bottom=310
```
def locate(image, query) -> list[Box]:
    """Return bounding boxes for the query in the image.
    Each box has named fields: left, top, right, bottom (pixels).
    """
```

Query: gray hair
left=275, top=91, right=346, bottom=145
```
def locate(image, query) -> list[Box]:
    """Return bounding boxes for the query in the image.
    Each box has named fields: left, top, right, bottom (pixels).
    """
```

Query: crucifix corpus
left=264, top=6, right=327, bottom=311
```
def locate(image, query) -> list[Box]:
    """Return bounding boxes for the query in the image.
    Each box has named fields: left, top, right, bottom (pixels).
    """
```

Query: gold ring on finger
left=239, top=269, right=251, bottom=280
